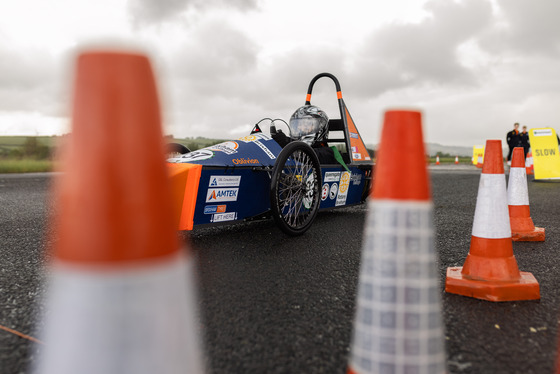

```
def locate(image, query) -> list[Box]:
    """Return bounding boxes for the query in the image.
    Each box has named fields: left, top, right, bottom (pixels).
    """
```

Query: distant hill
left=425, top=143, right=474, bottom=157
left=1, top=136, right=504, bottom=158
left=365, top=142, right=507, bottom=157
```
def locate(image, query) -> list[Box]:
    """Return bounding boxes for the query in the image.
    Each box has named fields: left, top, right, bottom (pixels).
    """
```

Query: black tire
left=270, top=141, right=322, bottom=236
left=166, top=143, right=191, bottom=156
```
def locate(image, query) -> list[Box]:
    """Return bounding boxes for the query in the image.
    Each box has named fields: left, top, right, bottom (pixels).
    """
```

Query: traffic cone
left=34, top=51, right=205, bottom=373
left=455, top=155, right=459, bottom=165
left=508, top=147, right=545, bottom=241
left=445, top=140, right=540, bottom=302
left=347, top=110, right=446, bottom=374
left=436, top=155, right=440, bottom=165
left=476, top=154, right=483, bottom=168
left=526, top=151, right=534, bottom=175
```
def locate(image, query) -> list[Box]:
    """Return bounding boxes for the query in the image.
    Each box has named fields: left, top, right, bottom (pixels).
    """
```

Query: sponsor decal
left=533, top=129, right=553, bottom=137
left=179, top=149, right=214, bottom=162
left=351, top=172, right=362, bottom=186
left=232, top=158, right=260, bottom=165
left=209, top=175, right=241, bottom=187
left=204, top=205, right=227, bottom=214
left=209, top=141, right=239, bottom=155
left=350, top=132, right=359, bottom=139
left=324, top=171, right=341, bottom=182
left=302, top=173, right=315, bottom=209
left=365, top=156, right=371, bottom=161
left=238, top=134, right=271, bottom=143
left=321, top=183, right=329, bottom=201
left=211, top=212, right=237, bottom=223
left=254, top=140, right=276, bottom=159
left=336, top=171, right=350, bottom=206
left=329, top=183, right=338, bottom=200
left=353, top=153, right=362, bottom=160
left=352, top=146, right=358, bottom=153
left=206, top=188, right=239, bottom=202
left=339, top=171, right=350, bottom=193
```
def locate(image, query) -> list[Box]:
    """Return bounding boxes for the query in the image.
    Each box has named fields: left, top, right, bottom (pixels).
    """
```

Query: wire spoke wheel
left=271, top=141, right=321, bottom=235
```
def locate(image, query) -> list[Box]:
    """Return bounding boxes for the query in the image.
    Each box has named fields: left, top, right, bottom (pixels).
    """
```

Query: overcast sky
left=1, top=0, right=559, bottom=147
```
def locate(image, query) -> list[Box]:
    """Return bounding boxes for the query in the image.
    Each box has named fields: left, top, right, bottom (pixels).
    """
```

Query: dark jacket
left=507, top=129, right=521, bottom=148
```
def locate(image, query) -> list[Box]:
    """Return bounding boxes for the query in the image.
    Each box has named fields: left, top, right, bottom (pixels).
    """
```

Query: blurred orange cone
left=455, top=155, right=459, bottom=165
left=476, top=154, right=483, bottom=168
left=347, top=110, right=446, bottom=374
left=508, top=147, right=545, bottom=241
left=445, top=140, right=540, bottom=302
left=526, top=151, right=534, bottom=175
left=35, top=51, right=205, bottom=373
left=436, top=155, right=440, bottom=165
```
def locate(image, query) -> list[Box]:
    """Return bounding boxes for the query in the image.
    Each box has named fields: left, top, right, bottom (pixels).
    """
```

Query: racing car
left=167, top=73, right=374, bottom=235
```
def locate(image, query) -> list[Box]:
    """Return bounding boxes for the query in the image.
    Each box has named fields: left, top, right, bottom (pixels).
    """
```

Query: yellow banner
left=472, top=145, right=484, bottom=165
left=528, top=128, right=560, bottom=180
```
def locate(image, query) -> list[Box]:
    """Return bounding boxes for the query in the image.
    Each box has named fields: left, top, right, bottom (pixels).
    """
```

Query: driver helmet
left=289, top=105, right=329, bottom=145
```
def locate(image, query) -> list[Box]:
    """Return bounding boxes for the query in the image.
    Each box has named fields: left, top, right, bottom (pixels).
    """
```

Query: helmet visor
left=289, top=117, right=323, bottom=139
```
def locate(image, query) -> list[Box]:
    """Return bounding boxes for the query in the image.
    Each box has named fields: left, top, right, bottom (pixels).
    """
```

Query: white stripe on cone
left=471, top=174, right=511, bottom=239
left=349, top=200, right=446, bottom=374
left=36, top=253, right=205, bottom=374
left=507, top=167, right=530, bottom=206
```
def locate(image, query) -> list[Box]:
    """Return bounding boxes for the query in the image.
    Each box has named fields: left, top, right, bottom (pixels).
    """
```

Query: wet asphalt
left=0, top=168, right=559, bottom=374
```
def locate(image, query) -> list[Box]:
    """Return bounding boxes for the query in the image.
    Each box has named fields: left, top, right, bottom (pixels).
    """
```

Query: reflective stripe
left=507, top=167, right=529, bottom=206
left=472, top=174, right=511, bottom=239
left=35, top=254, right=205, bottom=374
left=349, top=200, right=445, bottom=374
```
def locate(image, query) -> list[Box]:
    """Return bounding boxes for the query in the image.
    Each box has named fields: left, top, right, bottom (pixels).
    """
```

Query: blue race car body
left=167, top=73, right=374, bottom=235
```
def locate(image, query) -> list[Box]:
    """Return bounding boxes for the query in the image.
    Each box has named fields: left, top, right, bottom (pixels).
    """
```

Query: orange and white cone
left=455, top=155, right=459, bottom=165
left=436, top=155, right=440, bottom=165
left=476, top=154, right=483, bottom=168
left=445, top=140, right=540, bottom=302
left=526, top=151, right=534, bottom=175
left=347, top=110, right=446, bottom=374
left=34, top=51, right=205, bottom=373
left=508, top=147, right=545, bottom=241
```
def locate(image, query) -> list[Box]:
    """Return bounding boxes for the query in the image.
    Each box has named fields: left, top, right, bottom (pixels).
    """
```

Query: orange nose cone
left=481, top=140, right=504, bottom=174
left=372, top=110, right=430, bottom=201
left=53, top=51, right=178, bottom=265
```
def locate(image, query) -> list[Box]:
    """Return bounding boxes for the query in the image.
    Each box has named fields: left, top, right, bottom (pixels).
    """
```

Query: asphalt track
left=1, top=167, right=559, bottom=374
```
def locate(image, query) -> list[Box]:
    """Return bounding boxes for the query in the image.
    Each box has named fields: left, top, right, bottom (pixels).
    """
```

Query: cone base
left=445, top=267, right=540, bottom=302
left=512, top=227, right=545, bottom=242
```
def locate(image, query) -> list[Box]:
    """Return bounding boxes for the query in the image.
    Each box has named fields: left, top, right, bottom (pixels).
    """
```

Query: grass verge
left=0, top=159, right=54, bottom=173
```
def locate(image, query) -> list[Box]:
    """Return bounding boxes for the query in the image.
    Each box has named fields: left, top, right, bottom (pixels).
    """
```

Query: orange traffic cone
left=476, top=154, right=483, bottom=168
left=445, top=140, right=540, bottom=302
left=508, top=147, right=545, bottom=241
left=34, top=51, right=205, bottom=373
left=436, top=155, right=440, bottom=165
left=526, top=151, right=534, bottom=175
left=347, top=110, right=446, bottom=374
left=455, top=155, right=459, bottom=165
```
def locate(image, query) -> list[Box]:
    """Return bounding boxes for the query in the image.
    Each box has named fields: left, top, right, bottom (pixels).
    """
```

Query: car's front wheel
left=270, top=141, right=322, bottom=236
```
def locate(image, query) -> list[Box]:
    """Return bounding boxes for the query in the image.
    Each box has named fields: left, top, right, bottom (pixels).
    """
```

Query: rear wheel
left=270, top=141, right=322, bottom=236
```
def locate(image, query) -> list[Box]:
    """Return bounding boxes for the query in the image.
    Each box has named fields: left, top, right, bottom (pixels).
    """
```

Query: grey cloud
left=481, top=0, right=560, bottom=55
left=127, top=0, right=258, bottom=27
left=170, top=21, right=258, bottom=95
left=0, top=48, right=61, bottom=114
left=351, top=0, right=493, bottom=96
left=165, top=32, right=349, bottom=137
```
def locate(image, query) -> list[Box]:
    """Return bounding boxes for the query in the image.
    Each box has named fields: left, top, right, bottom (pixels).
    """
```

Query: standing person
left=520, top=125, right=530, bottom=157
left=506, top=122, right=521, bottom=163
